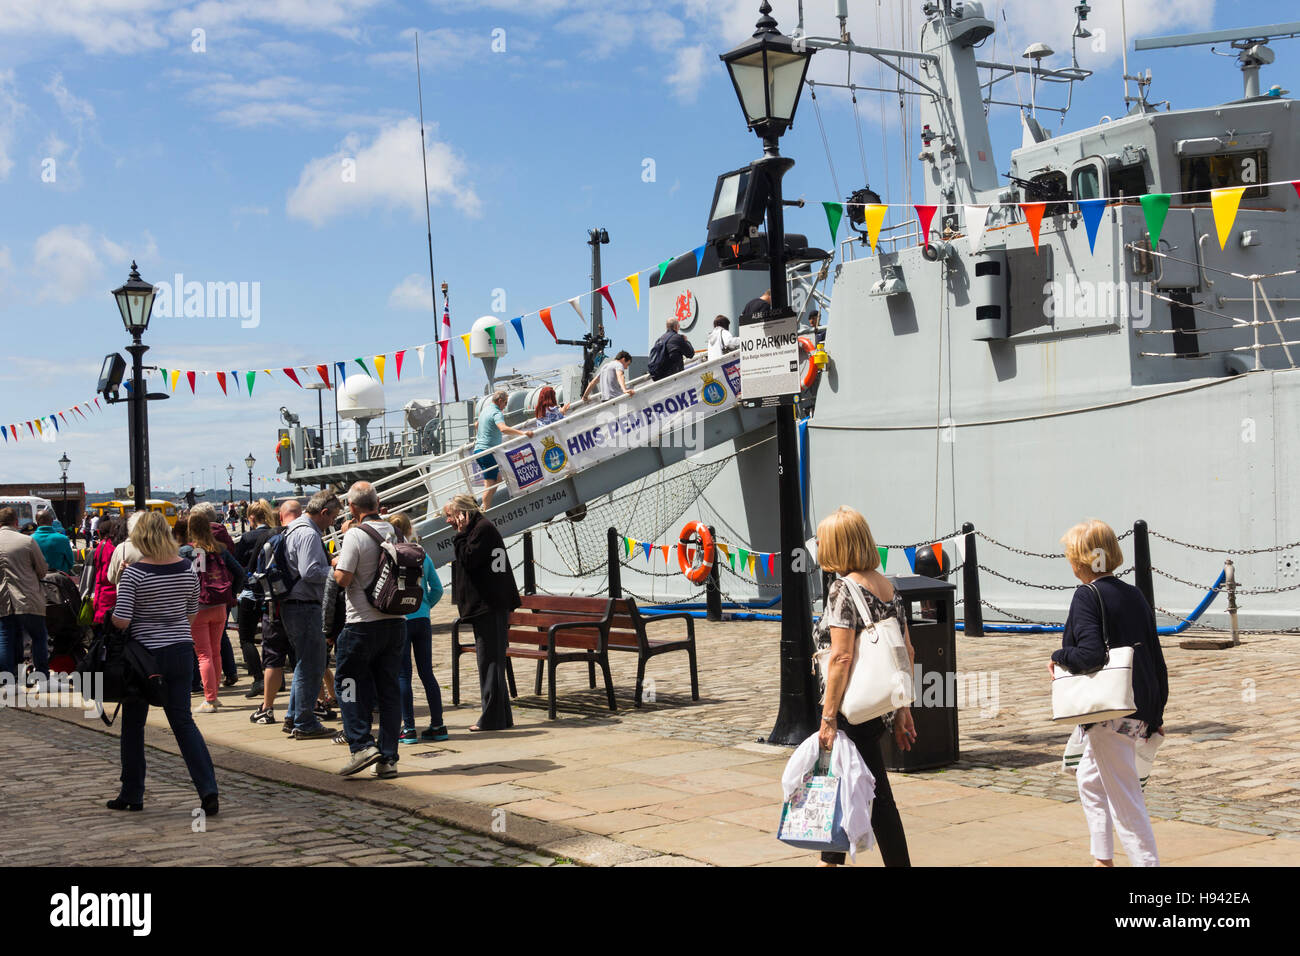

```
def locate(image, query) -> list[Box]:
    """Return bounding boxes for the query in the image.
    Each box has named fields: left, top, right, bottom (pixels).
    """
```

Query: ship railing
left=838, top=219, right=923, bottom=262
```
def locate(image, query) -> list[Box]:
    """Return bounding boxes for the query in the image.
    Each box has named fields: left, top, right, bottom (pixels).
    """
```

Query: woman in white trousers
left=1052, top=520, right=1168, bottom=867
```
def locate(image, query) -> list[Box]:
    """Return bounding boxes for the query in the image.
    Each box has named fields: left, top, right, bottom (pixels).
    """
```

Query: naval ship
left=273, top=2, right=1299, bottom=632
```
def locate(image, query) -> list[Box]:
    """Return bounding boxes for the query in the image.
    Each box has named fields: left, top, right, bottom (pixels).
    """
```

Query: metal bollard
left=1133, top=519, right=1155, bottom=611
left=705, top=525, right=722, bottom=622
left=961, top=521, right=983, bottom=637
left=1225, top=558, right=1239, bottom=646
left=522, top=531, right=536, bottom=596
left=606, top=527, right=622, bottom=598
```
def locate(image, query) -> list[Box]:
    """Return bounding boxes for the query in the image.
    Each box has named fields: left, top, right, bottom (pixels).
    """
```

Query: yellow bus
left=88, top=499, right=180, bottom=527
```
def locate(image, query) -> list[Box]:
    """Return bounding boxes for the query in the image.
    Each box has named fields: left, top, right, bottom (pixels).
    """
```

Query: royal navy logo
left=700, top=371, right=727, bottom=407
left=721, top=358, right=742, bottom=397
left=506, top=445, right=543, bottom=488
left=541, top=435, right=568, bottom=473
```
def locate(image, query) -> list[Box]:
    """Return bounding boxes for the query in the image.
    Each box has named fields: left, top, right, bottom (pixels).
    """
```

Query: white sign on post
left=738, top=307, right=799, bottom=405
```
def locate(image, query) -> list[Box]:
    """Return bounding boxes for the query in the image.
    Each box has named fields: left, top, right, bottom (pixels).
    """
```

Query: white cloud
left=666, top=44, right=708, bottom=103
left=286, top=117, right=482, bottom=227
left=995, top=0, right=1216, bottom=68
left=0, top=1, right=170, bottom=55
left=29, top=225, right=153, bottom=304
left=0, top=69, right=20, bottom=180
left=388, top=273, right=434, bottom=311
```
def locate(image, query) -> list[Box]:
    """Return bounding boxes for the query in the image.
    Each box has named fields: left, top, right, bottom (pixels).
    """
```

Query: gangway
left=363, top=353, right=774, bottom=567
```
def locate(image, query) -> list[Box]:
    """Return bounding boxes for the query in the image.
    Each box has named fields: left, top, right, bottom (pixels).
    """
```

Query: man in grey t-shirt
left=330, top=480, right=407, bottom=778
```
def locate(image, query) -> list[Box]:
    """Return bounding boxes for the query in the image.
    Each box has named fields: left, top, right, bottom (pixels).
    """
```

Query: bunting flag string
left=598, top=285, right=617, bottom=321
left=1022, top=202, right=1046, bottom=254
left=394, top=350, right=405, bottom=381
left=282, top=368, right=302, bottom=388
left=1140, top=193, right=1171, bottom=251
left=625, top=272, right=641, bottom=310
left=373, top=354, right=386, bottom=384
left=510, top=316, right=525, bottom=349
left=538, top=307, right=556, bottom=342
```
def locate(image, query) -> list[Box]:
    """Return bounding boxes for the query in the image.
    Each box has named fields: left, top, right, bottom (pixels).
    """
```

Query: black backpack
left=358, top=523, right=426, bottom=616
left=76, top=627, right=167, bottom=726
left=647, top=332, right=672, bottom=379
left=250, top=528, right=300, bottom=603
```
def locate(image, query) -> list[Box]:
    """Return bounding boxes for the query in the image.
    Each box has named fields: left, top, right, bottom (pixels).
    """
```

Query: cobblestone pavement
left=0, top=707, right=565, bottom=867
left=429, top=603, right=1300, bottom=838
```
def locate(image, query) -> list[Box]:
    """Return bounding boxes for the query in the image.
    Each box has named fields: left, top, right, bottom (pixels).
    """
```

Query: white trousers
left=1075, top=722, right=1160, bottom=866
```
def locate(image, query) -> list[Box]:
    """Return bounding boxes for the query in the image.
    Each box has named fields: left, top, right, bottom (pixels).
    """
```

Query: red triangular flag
left=283, top=368, right=302, bottom=387
left=1292, top=181, right=1300, bottom=201
left=27, top=422, right=34, bottom=436
left=59, top=412, right=67, bottom=424
left=94, top=397, right=101, bottom=410
left=914, top=204, right=938, bottom=248
left=931, top=541, right=945, bottom=569
left=598, top=284, right=617, bottom=320
left=394, top=350, right=405, bottom=380
left=1022, top=203, right=1046, bottom=253
left=316, top=364, right=331, bottom=388
left=216, top=371, right=228, bottom=395
left=539, top=307, right=557, bottom=341
left=187, top=371, right=196, bottom=393
left=72, top=406, right=85, bottom=420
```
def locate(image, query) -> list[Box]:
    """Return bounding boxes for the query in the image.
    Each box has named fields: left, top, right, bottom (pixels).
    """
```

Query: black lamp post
left=226, top=463, right=236, bottom=529
left=111, top=261, right=160, bottom=513
left=58, top=452, right=70, bottom=530
left=245, top=453, right=256, bottom=507
left=721, top=2, right=818, bottom=747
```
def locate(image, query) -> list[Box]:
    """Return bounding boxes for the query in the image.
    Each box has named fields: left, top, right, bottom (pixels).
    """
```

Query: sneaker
left=223, top=674, right=239, bottom=687
left=196, top=700, right=220, bottom=714
left=420, top=725, right=450, bottom=742
left=332, top=729, right=348, bottom=745
left=398, top=727, right=418, bottom=745
left=373, top=759, right=397, bottom=779
left=282, top=715, right=295, bottom=735
left=338, top=745, right=382, bottom=776
left=249, top=706, right=276, bottom=725
left=291, top=725, right=333, bottom=740
left=244, top=682, right=264, bottom=699
left=313, top=703, right=337, bottom=721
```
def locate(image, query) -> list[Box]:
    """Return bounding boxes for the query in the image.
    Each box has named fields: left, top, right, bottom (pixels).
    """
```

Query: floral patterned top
left=816, top=576, right=908, bottom=726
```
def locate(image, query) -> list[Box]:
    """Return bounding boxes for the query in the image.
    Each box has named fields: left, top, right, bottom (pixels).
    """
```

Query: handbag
left=777, top=754, right=850, bottom=852
left=1050, top=582, right=1137, bottom=724
left=815, top=576, right=914, bottom=724
left=76, top=625, right=167, bottom=726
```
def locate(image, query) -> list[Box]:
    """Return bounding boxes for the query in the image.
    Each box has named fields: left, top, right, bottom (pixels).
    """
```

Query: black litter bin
left=880, top=574, right=959, bottom=772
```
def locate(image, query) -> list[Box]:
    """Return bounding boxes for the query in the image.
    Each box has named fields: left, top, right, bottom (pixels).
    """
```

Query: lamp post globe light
left=245, top=453, right=256, bottom=506
left=58, top=452, right=70, bottom=529
left=112, top=261, right=157, bottom=513
left=720, top=2, right=819, bottom=747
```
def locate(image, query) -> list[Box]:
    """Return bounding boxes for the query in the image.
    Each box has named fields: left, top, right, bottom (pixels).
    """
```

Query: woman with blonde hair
left=1052, top=519, right=1168, bottom=867
left=447, top=493, right=519, bottom=731
left=814, top=505, right=915, bottom=867
left=109, top=511, right=218, bottom=814
left=179, top=513, right=245, bottom=712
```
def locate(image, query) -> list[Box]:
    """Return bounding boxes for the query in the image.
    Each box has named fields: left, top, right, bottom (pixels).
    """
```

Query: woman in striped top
left=108, top=511, right=219, bottom=815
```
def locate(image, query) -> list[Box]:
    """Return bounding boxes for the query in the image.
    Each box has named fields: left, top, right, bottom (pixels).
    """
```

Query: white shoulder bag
left=816, top=576, right=914, bottom=725
left=1050, top=582, right=1137, bottom=724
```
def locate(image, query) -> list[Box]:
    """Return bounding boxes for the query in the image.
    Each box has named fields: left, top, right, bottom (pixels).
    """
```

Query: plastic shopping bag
left=777, top=731, right=876, bottom=857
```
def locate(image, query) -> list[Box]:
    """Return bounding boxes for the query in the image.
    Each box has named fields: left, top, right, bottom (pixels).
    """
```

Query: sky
left=0, top=0, right=1277, bottom=494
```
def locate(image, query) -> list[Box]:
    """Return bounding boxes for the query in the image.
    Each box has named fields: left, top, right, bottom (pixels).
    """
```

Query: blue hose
left=649, top=595, right=782, bottom=611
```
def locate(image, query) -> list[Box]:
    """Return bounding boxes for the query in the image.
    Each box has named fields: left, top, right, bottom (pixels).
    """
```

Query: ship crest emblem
left=673, top=290, right=698, bottom=330
left=700, top=372, right=727, bottom=407
left=541, top=435, right=568, bottom=473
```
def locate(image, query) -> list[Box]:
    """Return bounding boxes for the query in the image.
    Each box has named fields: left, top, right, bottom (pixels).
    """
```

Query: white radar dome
left=470, top=315, right=509, bottom=359
left=338, top=373, right=385, bottom=420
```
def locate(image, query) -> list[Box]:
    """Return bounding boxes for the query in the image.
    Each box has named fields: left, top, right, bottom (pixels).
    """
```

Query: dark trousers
left=472, top=610, right=513, bottom=731
left=336, top=619, right=404, bottom=761
left=0, top=613, right=49, bottom=678
left=237, top=596, right=264, bottom=683
left=400, top=616, right=444, bottom=729
left=820, top=716, right=911, bottom=866
left=119, top=642, right=218, bottom=804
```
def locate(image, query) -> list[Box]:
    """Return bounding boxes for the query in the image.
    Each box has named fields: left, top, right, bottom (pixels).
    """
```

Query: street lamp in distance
left=58, top=452, right=70, bottom=531
left=245, top=453, right=256, bottom=508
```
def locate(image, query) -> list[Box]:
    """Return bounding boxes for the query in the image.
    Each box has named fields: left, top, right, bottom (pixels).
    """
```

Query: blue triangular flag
left=903, top=546, right=918, bottom=572
left=692, top=244, right=706, bottom=274
left=122, top=381, right=133, bottom=394
left=336, top=361, right=348, bottom=385
left=510, top=316, right=525, bottom=349
left=1077, top=199, right=1106, bottom=254
left=643, top=541, right=652, bottom=562
left=50, top=415, right=59, bottom=432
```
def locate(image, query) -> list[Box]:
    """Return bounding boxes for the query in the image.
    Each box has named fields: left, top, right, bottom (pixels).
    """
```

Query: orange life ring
left=677, top=521, right=715, bottom=585
left=798, top=336, right=820, bottom=390
left=275, top=435, right=289, bottom=466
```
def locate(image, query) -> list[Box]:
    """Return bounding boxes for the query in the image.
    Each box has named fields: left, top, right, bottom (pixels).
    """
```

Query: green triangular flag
left=657, top=259, right=672, bottom=282
left=1139, top=194, right=1171, bottom=251
left=488, top=326, right=498, bottom=358
left=246, top=370, right=256, bottom=396
left=727, top=550, right=735, bottom=570
left=822, top=201, right=844, bottom=246
left=355, top=357, right=371, bottom=376
left=878, top=546, right=888, bottom=572
left=738, top=547, right=749, bottom=571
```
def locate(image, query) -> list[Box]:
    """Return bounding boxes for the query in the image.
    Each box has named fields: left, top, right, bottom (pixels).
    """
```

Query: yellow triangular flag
left=35, top=419, right=43, bottom=435
left=625, top=272, right=640, bottom=309
left=863, top=204, right=887, bottom=253
left=1211, top=186, right=1246, bottom=250
left=717, top=543, right=730, bottom=560
left=461, top=332, right=472, bottom=362
left=373, top=354, right=386, bottom=383
left=170, top=369, right=180, bottom=392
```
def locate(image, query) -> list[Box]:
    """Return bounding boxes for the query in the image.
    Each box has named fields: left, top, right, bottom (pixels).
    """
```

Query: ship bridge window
left=1072, top=166, right=1101, bottom=200
left=1110, top=163, right=1147, bottom=200
left=1180, top=150, right=1269, bottom=204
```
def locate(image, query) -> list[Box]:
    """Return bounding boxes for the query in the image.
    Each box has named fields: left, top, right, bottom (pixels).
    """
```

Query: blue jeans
left=118, top=642, right=218, bottom=804
left=282, top=601, right=327, bottom=732
left=400, top=616, right=444, bottom=729
left=0, top=613, right=50, bottom=679
left=336, top=619, right=404, bottom=761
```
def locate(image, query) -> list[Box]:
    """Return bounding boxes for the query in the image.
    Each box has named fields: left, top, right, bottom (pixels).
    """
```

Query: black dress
left=815, top=577, right=912, bottom=867
left=452, top=513, right=521, bottom=730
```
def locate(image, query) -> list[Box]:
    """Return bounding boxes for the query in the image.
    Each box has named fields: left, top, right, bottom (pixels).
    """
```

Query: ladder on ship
left=361, top=352, right=774, bottom=568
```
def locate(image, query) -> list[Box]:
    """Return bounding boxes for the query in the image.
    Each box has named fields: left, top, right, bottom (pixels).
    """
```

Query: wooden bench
left=450, top=594, right=699, bottom=719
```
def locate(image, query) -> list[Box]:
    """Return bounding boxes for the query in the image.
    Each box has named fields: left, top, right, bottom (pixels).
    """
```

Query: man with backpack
left=249, top=500, right=303, bottom=726
left=279, top=491, right=341, bottom=739
left=331, top=481, right=422, bottom=778
left=647, top=317, right=695, bottom=381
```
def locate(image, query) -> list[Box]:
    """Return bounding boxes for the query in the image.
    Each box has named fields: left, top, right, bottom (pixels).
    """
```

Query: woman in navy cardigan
left=1051, top=519, right=1168, bottom=867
